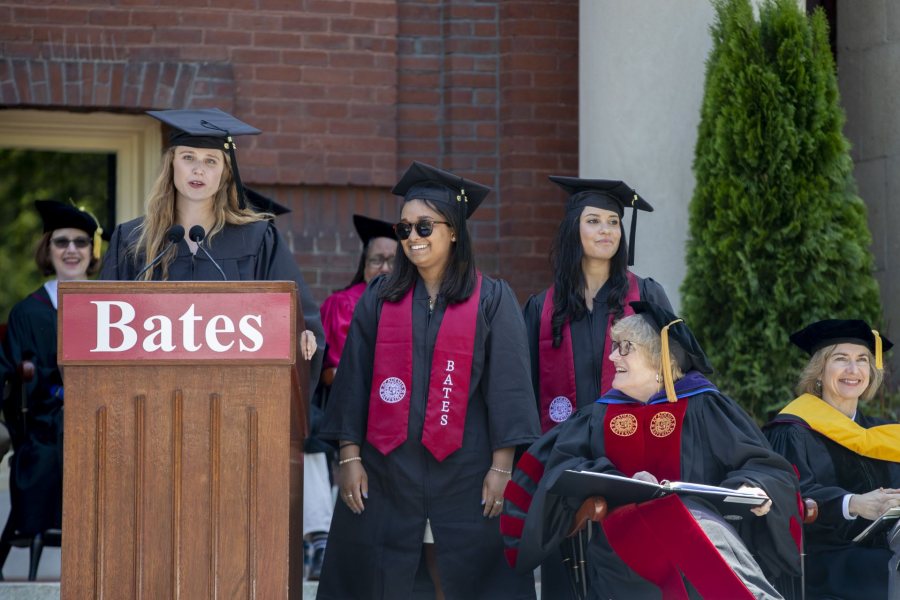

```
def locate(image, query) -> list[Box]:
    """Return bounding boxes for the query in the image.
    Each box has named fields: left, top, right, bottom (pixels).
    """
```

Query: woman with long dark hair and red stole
left=503, top=302, right=802, bottom=600
left=766, top=320, right=900, bottom=600
left=522, top=177, right=672, bottom=598
left=317, top=162, right=541, bottom=599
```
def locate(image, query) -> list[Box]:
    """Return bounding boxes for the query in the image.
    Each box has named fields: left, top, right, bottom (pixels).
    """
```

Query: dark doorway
left=0, top=149, right=115, bottom=321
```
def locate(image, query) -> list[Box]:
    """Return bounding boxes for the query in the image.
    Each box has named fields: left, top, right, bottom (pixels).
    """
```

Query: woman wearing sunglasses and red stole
left=317, top=161, right=541, bottom=600
left=520, top=177, right=672, bottom=599
left=0, top=200, right=102, bottom=563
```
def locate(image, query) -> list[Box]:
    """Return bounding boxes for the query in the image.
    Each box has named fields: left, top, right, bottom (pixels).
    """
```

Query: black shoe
left=308, top=546, right=325, bottom=581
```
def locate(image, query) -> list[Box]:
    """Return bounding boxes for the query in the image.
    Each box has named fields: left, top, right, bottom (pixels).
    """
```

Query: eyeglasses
left=366, top=255, right=395, bottom=269
left=51, top=236, right=92, bottom=250
left=610, top=340, right=635, bottom=356
left=393, top=220, right=451, bottom=241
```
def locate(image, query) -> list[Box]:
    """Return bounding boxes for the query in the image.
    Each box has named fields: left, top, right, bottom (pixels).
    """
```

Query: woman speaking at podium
left=99, top=108, right=321, bottom=372
left=503, top=303, right=801, bottom=599
left=317, top=162, right=540, bottom=599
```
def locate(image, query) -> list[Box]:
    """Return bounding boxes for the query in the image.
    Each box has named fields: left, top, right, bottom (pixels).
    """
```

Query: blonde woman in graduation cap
left=100, top=108, right=322, bottom=379
left=766, top=319, right=900, bottom=600
left=318, top=162, right=540, bottom=599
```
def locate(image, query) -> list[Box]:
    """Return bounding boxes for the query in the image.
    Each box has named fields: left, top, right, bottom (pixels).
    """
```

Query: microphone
left=133, top=224, right=185, bottom=280
left=188, top=225, right=227, bottom=281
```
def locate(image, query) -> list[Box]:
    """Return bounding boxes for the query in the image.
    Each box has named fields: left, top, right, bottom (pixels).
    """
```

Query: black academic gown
left=0, top=286, right=64, bottom=536
left=100, top=217, right=324, bottom=385
left=523, top=275, right=671, bottom=412
left=505, top=375, right=801, bottom=600
left=522, top=275, right=671, bottom=599
left=317, top=275, right=541, bottom=600
left=766, top=410, right=900, bottom=600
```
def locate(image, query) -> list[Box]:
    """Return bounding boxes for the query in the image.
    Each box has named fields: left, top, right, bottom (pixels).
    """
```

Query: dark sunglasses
left=610, top=339, right=635, bottom=356
left=393, top=220, right=450, bottom=241
left=51, top=236, right=92, bottom=250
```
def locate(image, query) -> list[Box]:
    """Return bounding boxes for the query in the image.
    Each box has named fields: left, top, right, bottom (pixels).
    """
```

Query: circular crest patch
left=379, top=377, right=407, bottom=404
left=650, top=411, right=677, bottom=438
left=548, top=396, right=574, bottom=423
left=609, top=414, right=638, bottom=437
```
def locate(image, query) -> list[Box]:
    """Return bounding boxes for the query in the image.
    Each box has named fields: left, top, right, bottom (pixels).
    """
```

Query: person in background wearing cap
left=503, top=302, right=801, bottom=600
left=317, top=162, right=540, bottom=599
left=521, top=177, right=672, bottom=598
left=303, top=214, right=397, bottom=581
left=320, top=214, right=398, bottom=385
left=99, top=108, right=323, bottom=381
left=0, top=200, right=102, bottom=564
left=765, top=319, right=900, bottom=600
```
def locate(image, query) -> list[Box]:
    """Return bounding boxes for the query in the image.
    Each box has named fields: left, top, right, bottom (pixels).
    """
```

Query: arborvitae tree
left=682, top=0, right=882, bottom=421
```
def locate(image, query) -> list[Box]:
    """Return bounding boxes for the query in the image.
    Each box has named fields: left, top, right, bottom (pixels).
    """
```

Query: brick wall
left=0, top=0, right=578, bottom=302
left=395, top=0, right=578, bottom=296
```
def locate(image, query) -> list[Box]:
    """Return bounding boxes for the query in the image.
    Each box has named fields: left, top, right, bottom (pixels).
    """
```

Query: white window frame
left=0, top=109, right=161, bottom=223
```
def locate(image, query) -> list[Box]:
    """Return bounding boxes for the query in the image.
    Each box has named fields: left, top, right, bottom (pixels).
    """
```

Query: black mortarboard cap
left=245, top=187, right=291, bottom=217
left=35, top=199, right=105, bottom=260
left=353, top=214, right=396, bottom=245
left=391, top=161, right=491, bottom=219
left=790, top=319, right=892, bottom=369
left=630, top=301, right=713, bottom=375
left=147, top=108, right=261, bottom=210
left=549, top=176, right=653, bottom=266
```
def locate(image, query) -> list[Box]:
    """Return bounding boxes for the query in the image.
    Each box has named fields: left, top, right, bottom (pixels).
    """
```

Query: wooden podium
left=57, top=281, right=307, bottom=599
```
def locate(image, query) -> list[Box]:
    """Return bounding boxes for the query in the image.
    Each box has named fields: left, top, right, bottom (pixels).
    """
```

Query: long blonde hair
left=131, top=147, right=269, bottom=280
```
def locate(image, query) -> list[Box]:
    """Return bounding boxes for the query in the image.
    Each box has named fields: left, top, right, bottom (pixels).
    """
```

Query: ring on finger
left=494, top=500, right=502, bottom=505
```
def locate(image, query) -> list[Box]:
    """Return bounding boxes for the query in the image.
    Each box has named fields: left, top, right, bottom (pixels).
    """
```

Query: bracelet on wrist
left=489, top=466, right=512, bottom=475
left=339, top=456, right=362, bottom=466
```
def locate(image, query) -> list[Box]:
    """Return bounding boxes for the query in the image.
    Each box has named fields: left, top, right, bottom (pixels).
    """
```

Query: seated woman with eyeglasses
left=317, top=162, right=541, bottom=599
left=503, top=302, right=802, bottom=600
left=0, top=200, right=102, bottom=546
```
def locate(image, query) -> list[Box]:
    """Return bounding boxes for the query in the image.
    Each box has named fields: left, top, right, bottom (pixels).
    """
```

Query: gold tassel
left=76, top=204, right=103, bottom=261
left=660, top=319, right=683, bottom=403
left=872, top=329, right=883, bottom=370
left=92, top=227, right=103, bottom=261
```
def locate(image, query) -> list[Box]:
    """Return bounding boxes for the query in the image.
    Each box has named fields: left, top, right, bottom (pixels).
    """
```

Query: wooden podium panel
left=58, top=282, right=302, bottom=599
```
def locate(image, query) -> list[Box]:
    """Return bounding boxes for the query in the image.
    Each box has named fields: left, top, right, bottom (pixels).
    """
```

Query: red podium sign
left=60, top=287, right=294, bottom=363
left=59, top=281, right=301, bottom=599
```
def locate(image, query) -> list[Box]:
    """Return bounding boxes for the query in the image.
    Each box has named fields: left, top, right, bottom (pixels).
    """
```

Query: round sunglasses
left=393, top=220, right=450, bottom=241
left=51, top=236, right=92, bottom=249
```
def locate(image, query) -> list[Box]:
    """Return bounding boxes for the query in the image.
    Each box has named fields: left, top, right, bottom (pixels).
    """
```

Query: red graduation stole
left=600, top=400, right=755, bottom=600
left=366, top=273, right=482, bottom=461
left=537, top=271, right=639, bottom=432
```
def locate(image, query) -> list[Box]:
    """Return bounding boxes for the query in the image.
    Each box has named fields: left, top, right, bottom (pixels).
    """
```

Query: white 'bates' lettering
left=440, top=360, right=455, bottom=426
left=91, top=301, right=264, bottom=353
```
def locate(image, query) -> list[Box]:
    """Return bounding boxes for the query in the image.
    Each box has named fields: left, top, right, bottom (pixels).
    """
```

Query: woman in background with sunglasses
left=317, top=161, right=541, bottom=599
left=0, top=200, right=102, bottom=561
left=521, top=177, right=672, bottom=599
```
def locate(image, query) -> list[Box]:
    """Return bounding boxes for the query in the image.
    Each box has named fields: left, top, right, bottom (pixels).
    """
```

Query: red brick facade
left=0, top=0, right=578, bottom=302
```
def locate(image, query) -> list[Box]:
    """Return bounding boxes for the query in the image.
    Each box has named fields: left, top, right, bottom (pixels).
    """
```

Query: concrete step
left=0, top=582, right=322, bottom=599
